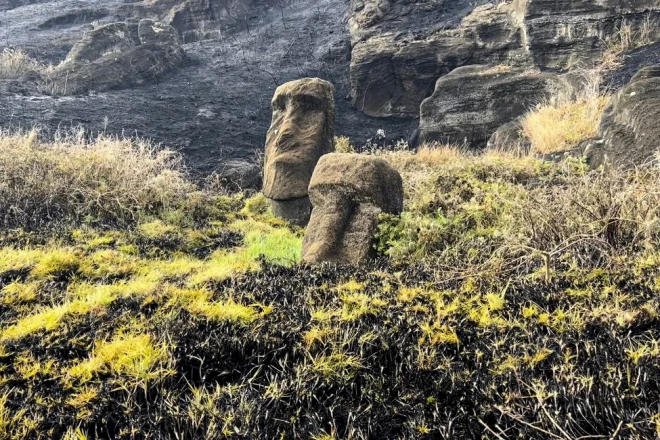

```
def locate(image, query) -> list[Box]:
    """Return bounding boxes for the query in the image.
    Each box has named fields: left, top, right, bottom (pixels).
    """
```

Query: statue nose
left=275, top=125, right=297, bottom=150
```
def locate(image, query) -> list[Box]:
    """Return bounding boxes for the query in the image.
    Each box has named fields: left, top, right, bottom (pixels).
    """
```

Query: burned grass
left=1, top=141, right=660, bottom=438
left=1, top=256, right=660, bottom=439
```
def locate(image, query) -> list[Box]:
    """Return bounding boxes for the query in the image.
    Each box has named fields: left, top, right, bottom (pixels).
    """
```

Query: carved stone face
left=263, top=78, right=335, bottom=201
left=302, top=153, right=403, bottom=265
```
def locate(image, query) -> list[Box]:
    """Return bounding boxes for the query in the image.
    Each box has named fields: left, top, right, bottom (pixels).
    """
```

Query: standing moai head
left=302, top=153, right=404, bottom=265
left=263, top=78, right=335, bottom=226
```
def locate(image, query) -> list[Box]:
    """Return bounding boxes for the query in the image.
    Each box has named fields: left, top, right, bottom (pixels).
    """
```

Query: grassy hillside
left=0, top=132, right=659, bottom=439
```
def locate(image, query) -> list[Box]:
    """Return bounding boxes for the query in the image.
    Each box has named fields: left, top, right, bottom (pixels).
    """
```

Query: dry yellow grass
left=0, top=129, right=193, bottom=226
left=522, top=96, right=610, bottom=154
left=522, top=70, right=610, bottom=154
left=602, top=16, right=658, bottom=69
left=0, top=48, right=46, bottom=80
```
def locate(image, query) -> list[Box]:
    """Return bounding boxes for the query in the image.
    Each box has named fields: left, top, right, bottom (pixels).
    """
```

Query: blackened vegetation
left=1, top=258, right=659, bottom=439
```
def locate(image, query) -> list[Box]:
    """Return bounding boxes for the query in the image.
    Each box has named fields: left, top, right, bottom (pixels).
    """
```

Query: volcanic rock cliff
left=1, top=0, right=659, bottom=174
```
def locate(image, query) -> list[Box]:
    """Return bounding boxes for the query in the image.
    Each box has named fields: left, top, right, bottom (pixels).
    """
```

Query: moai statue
left=263, top=78, right=335, bottom=226
left=302, top=153, right=404, bottom=265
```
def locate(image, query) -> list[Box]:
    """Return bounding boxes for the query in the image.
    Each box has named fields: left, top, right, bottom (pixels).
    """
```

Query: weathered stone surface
left=165, top=0, right=217, bottom=42
left=271, top=198, right=313, bottom=226
left=302, top=153, right=403, bottom=265
left=349, top=1, right=526, bottom=118
left=348, top=0, right=660, bottom=119
left=51, top=19, right=184, bottom=95
left=521, top=0, right=660, bottom=70
left=589, top=65, right=660, bottom=168
left=263, top=78, right=335, bottom=225
left=487, top=118, right=531, bottom=154
left=38, top=8, right=110, bottom=30
left=419, top=65, right=554, bottom=147
left=119, top=0, right=283, bottom=43
left=63, top=22, right=138, bottom=66
left=215, top=159, right=262, bottom=191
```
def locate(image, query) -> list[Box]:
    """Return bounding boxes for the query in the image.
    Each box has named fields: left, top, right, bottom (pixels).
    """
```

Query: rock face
left=348, top=0, right=660, bottom=121
left=588, top=65, right=660, bottom=168
left=50, top=20, right=184, bottom=95
left=522, top=0, right=660, bottom=70
left=487, top=118, right=531, bottom=154
left=419, top=65, right=554, bottom=147
left=349, top=1, right=527, bottom=118
left=302, top=153, right=403, bottom=265
left=62, top=22, right=139, bottom=66
left=263, top=78, right=335, bottom=225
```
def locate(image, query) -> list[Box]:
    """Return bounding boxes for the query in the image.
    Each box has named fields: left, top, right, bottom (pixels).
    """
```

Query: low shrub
left=0, top=48, right=45, bottom=80
left=0, top=130, right=195, bottom=228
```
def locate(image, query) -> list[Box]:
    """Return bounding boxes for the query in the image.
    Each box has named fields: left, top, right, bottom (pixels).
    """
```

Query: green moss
left=241, top=193, right=271, bottom=217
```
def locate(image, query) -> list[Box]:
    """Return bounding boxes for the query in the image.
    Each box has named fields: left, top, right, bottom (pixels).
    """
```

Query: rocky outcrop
left=50, top=20, right=184, bottom=95
left=38, top=8, right=110, bottom=30
left=263, top=78, right=335, bottom=225
left=348, top=0, right=660, bottom=122
left=349, top=1, right=527, bottom=118
left=302, top=153, right=403, bottom=265
left=588, top=65, right=660, bottom=168
left=521, top=0, right=660, bottom=70
left=118, top=0, right=283, bottom=43
left=419, top=65, right=554, bottom=147
left=62, top=22, right=140, bottom=66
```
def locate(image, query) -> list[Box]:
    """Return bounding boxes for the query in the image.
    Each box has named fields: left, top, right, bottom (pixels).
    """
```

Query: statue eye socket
left=273, top=97, right=287, bottom=111
left=298, top=95, right=321, bottom=110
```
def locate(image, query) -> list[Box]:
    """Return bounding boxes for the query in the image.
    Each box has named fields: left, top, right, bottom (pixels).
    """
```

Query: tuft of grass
left=0, top=248, right=44, bottom=276
left=334, top=136, right=356, bottom=153
left=0, top=48, right=45, bottom=80
left=78, top=249, right=140, bottom=280
left=0, top=129, right=194, bottom=228
left=30, top=249, right=80, bottom=280
left=0, top=281, right=39, bottom=305
left=523, top=70, right=610, bottom=154
left=241, top=193, right=271, bottom=217
left=1, top=278, right=159, bottom=342
left=602, top=16, right=659, bottom=68
left=309, top=350, right=363, bottom=383
left=1, top=305, right=68, bottom=342
left=138, top=220, right=179, bottom=240
left=68, top=333, right=169, bottom=385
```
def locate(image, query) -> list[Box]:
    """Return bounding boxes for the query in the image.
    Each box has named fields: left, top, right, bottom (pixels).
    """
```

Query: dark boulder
left=419, top=65, right=554, bottom=147
left=590, top=65, right=660, bottom=168
left=487, top=118, right=531, bottom=154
